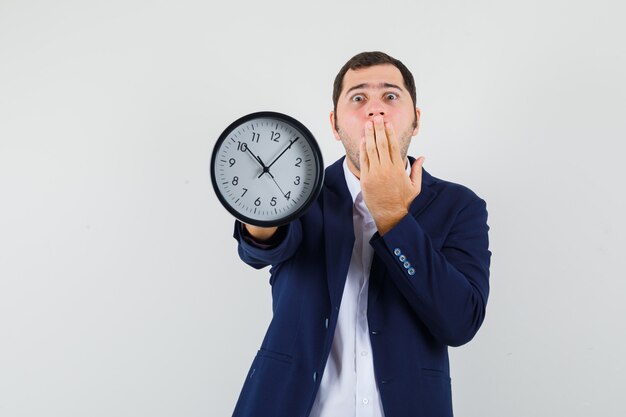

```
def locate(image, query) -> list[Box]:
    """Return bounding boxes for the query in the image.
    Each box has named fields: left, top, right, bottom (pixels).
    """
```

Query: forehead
left=342, top=64, right=405, bottom=93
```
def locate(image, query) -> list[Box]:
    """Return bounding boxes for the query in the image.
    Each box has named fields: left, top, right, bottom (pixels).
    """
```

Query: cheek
left=343, top=111, right=362, bottom=124
left=338, top=113, right=363, bottom=134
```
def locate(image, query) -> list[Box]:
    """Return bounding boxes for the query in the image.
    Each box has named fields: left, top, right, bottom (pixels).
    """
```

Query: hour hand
left=244, top=146, right=268, bottom=172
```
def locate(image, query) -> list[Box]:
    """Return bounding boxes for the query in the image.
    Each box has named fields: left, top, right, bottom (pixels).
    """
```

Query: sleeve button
left=408, top=267, right=416, bottom=276
left=399, top=255, right=406, bottom=262
left=403, top=261, right=411, bottom=269
left=393, top=248, right=401, bottom=256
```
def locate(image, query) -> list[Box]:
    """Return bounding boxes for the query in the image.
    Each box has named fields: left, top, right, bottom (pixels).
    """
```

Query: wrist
left=243, top=224, right=278, bottom=242
left=374, top=209, right=409, bottom=236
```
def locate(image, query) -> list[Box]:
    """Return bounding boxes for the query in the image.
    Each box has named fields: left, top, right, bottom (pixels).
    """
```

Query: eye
left=385, top=93, right=398, bottom=100
left=351, top=94, right=365, bottom=102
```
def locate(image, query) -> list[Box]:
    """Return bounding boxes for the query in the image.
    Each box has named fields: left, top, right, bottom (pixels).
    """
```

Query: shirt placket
left=355, top=199, right=377, bottom=416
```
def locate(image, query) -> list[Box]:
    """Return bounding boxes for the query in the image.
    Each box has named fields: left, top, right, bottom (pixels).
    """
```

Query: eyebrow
left=344, top=82, right=403, bottom=97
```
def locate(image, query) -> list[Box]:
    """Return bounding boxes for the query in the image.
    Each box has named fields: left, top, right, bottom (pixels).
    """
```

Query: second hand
left=266, top=171, right=289, bottom=200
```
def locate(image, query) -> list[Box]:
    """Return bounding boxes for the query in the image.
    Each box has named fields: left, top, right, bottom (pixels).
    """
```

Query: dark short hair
left=332, top=51, right=417, bottom=116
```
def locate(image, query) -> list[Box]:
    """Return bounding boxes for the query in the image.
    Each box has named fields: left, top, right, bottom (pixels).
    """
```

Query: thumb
left=410, top=156, right=425, bottom=188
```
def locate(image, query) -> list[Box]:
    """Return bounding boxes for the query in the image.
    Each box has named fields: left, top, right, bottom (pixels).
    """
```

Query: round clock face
left=210, top=112, right=324, bottom=227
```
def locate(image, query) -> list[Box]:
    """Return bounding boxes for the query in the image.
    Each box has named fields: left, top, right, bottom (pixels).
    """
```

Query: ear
left=412, top=107, right=421, bottom=136
left=330, top=111, right=341, bottom=141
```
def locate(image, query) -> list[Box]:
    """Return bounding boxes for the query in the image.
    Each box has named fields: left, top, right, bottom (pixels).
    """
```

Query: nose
left=366, top=98, right=385, bottom=118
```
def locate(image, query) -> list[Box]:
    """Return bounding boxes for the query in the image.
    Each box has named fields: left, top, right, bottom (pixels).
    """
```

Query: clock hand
left=259, top=137, right=300, bottom=178
left=266, top=171, right=289, bottom=200
left=244, top=146, right=270, bottom=176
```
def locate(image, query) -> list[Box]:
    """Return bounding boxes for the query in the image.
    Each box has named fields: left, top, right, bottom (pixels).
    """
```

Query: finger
left=364, top=120, right=379, bottom=166
left=359, top=136, right=369, bottom=175
left=410, top=156, right=425, bottom=190
left=373, top=116, right=390, bottom=164
left=385, top=121, right=400, bottom=165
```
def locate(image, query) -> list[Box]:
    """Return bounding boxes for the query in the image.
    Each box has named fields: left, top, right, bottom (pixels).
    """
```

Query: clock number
left=295, top=157, right=302, bottom=167
left=294, top=176, right=301, bottom=185
left=250, top=132, right=260, bottom=143
left=285, top=191, right=291, bottom=200
left=241, top=188, right=248, bottom=197
left=229, top=158, right=236, bottom=167
left=254, top=197, right=261, bottom=206
left=270, top=131, right=281, bottom=142
left=237, top=141, right=248, bottom=152
left=270, top=197, right=277, bottom=206
left=232, top=176, right=239, bottom=186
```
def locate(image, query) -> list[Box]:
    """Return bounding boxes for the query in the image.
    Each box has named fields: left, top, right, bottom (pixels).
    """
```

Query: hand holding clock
left=238, top=142, right=289, bottom=240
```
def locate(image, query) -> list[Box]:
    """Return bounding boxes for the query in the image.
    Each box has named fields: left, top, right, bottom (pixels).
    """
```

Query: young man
left=232, top=51, right=491, bottom=417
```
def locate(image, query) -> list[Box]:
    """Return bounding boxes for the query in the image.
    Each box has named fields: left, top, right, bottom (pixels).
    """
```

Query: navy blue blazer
left=232, top=156, right=491, bottom=417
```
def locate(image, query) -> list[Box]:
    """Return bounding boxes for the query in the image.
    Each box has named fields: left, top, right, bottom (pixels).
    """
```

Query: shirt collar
left=342, top=159, right=362, bottom=204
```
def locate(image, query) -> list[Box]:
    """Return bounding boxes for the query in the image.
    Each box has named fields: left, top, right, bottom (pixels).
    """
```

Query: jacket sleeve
left=233, top=220, right=303, bottom=269
left=370, top=197, right=491, bottom=347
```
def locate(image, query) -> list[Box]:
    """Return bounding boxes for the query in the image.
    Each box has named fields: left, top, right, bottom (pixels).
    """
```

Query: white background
left=1, top=0, right=625, bottom=416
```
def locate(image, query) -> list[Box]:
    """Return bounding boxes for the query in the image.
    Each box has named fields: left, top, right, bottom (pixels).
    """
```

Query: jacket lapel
left=323, top=157, right=355, bottom=307
left=407, top=156, right=437, bottom=217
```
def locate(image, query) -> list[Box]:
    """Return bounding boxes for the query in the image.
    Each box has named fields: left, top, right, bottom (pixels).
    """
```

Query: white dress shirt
left=309, top=159, right=399, bottom=417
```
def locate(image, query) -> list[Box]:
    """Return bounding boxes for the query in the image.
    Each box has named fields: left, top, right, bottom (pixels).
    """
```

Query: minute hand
left=265, top=137, right=300, bottom=171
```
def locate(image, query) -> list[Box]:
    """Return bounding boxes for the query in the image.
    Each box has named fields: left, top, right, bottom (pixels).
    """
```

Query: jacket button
left=393, top=248, right=401, bottom=256
left=324, top=318, right=329, bottom=329
left=408, top=267, right=416, bottom=276
left=313, top=372, right=318, bottom=382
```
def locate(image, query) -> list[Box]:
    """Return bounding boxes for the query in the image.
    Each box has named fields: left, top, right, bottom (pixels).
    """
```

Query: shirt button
left=393, top=248, right=401, bottom=256
left=361, top=351, right=368, bottom=356
left=363, top=398, right=369, bottom=405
